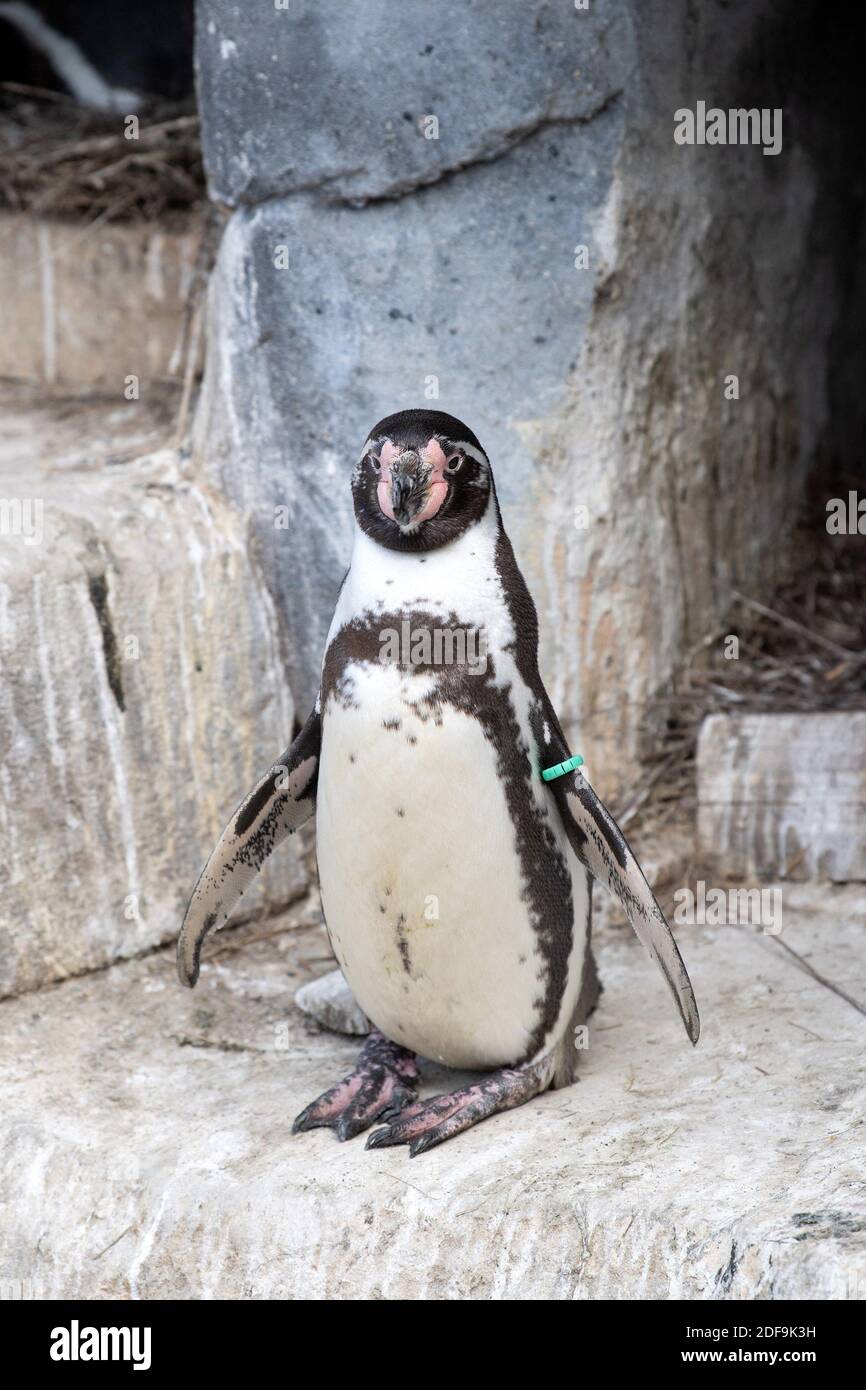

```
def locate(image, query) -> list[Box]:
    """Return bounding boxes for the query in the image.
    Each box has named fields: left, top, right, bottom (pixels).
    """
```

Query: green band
left=541, top=754, right=584, bottom=782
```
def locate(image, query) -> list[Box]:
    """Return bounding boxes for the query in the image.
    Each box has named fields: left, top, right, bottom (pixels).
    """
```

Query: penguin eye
left=445, top=454, right=463, bottom=474
left=367, top=453, right=381, bottom=474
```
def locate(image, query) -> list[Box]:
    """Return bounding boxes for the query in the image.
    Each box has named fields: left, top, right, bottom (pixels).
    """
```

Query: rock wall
left=0, top=432, right=306, bottom=998
left=697, top=713, right=866, bottom=883
left=192, top=0, right=860, bottom=796
left=0, top=214, right=203, bottom=387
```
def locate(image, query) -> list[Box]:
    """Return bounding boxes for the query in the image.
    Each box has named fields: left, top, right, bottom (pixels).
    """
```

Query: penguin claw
left=376, top=1094, right=423, bottom=1125
left=408, top=1132, right=446, bottom=1159
left=291, top=1105, right=320, bottom=1135
left=364, top=1126, right=400, bottom=1151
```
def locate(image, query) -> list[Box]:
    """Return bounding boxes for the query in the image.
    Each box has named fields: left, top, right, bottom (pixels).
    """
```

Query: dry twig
left=0, top=92, right=204, bottom=221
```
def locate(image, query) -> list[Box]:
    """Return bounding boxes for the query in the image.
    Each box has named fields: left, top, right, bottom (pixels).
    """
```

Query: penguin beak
left=390, top=472, right=422, bottom=526
left=377, top=452, right=429, bottom=528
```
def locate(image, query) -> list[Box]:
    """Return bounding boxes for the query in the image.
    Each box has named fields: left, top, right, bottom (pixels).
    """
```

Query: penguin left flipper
left=176, top=706, right=321, bottom=988
left=541, top=714, right=700, bottom=1046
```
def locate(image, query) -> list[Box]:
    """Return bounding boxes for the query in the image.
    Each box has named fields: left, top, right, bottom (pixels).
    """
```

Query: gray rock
left=2, top=891, right=864, bottom=1297
left=196, top=0, right=631, bottom=205
left=0, top=398, right=307, bottom=998
left=295, top=967, right=370, bottom=1036
left=697, top=713, right=866, bottom=882
left=0, top=213, right=203, bottom=388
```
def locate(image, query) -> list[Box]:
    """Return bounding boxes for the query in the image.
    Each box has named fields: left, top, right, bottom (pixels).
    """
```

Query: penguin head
left=351, top=409, right=492, bottom=552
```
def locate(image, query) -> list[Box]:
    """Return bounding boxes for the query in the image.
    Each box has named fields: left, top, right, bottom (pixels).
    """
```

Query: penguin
left=177, top=409, right=699, bottom=1156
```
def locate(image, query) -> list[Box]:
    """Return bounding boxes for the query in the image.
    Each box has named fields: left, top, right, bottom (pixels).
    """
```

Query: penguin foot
left=365, top=1055, right=554, bottom=1157
left=292, top=1029, right=419, bottom=1142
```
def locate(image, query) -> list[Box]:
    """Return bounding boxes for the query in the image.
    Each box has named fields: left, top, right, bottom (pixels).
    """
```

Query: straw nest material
left=0, top=86, right=205, bottom=222
left=625, top=513, right=866, bottom=836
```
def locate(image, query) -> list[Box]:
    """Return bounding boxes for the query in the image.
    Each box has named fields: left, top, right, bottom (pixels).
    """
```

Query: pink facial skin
left=376, top=437, right=451, bottom=525
left=375, top=440, right=400, bottom=520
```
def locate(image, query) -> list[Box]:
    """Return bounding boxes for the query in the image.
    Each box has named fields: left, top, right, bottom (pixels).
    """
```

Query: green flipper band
left=541, top=754, right=584, bottom=782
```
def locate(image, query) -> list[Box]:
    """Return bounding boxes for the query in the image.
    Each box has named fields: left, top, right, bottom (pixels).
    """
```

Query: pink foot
left=292, top=1030, right=419, bottom=1142
left=365, top=1056, right=554, bottom=1157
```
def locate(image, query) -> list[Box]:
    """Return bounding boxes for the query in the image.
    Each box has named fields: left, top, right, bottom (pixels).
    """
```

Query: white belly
left=316, top=661, right=587, bottom=1069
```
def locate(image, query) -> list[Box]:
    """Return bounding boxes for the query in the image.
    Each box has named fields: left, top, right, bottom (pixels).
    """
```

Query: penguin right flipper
left=540, top=720, right=699, bottom=1046
left=176, top=705, right=321, bottom=988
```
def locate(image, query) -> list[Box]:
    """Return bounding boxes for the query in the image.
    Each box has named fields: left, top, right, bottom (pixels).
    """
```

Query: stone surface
left=196, top=0, right=630, bottom=205
left=697, top=713, right=866, bottom=882
left=192, top=0, right=864, bottom=793
left=1, top=890, right=864, bottom=1299
left=0, top=214, right=204, bottom=387
left=295, top=967, right=369, bottom=1036
left=0, top=387, right=306, bottom=998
